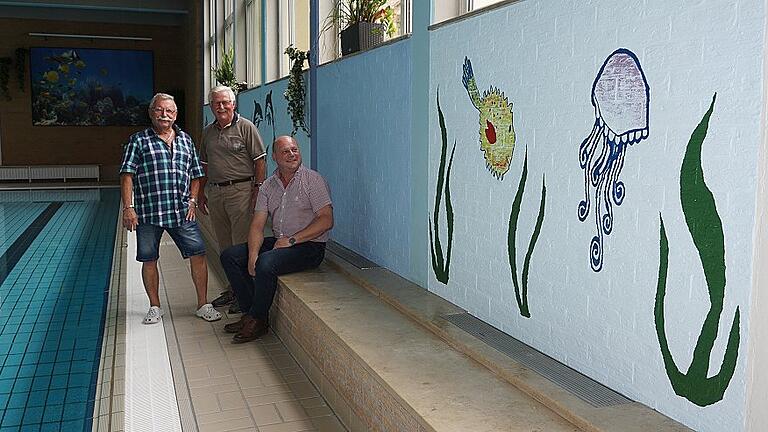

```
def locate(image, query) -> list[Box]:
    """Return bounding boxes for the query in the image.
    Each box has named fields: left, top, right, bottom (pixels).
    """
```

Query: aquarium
left=30, top=47, right=154, bottom=126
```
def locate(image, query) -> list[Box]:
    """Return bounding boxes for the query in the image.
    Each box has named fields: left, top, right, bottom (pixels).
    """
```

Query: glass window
left=246, top=0, right=261, bottom=87
left=470, top=0, right=506, bottom=10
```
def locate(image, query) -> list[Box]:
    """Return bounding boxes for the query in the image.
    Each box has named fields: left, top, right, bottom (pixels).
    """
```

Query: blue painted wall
left=316, top=39, right=413, bottom=278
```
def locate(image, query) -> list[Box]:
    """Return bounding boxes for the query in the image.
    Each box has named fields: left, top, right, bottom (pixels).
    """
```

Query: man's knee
left=220, top=243, right=246, bottom=266
left=142, top=260, right=158, bottom=270
left=254, top=252, right=278, bottom=275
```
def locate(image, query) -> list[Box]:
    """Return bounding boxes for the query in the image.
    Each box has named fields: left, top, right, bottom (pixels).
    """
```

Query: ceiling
left=0, top=0, right=191, bottom=25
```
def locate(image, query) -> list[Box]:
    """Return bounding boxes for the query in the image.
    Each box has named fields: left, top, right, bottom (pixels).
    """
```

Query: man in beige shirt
left=199, top=86, right=266, bottom=311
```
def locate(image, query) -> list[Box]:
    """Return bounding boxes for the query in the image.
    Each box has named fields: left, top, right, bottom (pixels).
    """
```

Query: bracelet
left=123, top=205, right=134, bottom=211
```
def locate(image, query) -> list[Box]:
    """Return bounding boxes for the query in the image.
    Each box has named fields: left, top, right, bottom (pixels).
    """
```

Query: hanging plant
left=0, top=57, right=11, bottom=101
left=14, top=48, right=27, bottom=92
left=284, top=45, right=310, bottom=137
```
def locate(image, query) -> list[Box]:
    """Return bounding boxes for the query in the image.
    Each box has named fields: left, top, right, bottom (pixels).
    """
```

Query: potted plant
left=212, top=47, right=247, bottom=93
left=324, top=0, right=397, bottom=56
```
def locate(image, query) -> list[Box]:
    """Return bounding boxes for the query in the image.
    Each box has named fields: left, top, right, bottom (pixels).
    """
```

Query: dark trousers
left=220, top=237, right=325, bottom=321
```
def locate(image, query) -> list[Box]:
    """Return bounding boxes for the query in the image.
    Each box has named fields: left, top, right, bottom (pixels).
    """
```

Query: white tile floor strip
left=124, top=232, right=183, bottom=432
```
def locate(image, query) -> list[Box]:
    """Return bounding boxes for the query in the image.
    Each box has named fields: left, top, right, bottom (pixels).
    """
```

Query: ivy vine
left=284, top=45, right=309, bottom=137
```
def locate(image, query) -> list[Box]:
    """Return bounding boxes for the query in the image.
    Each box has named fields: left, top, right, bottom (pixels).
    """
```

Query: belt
left=211, top=177, right=252, bottom=187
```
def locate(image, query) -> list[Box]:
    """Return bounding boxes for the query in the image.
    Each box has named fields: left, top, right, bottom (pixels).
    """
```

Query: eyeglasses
left=212, top=100, right=233, bottom=107
left=152, top=107, right=177, bottom=115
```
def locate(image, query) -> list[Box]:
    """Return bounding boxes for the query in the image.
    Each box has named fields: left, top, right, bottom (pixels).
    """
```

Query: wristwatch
left=288, top=237, right=296, bottom=246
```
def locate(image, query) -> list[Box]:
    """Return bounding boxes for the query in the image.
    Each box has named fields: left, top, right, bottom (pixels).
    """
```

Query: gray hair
left=208, top=86, right=236, bottom=103
left=149, top=93, right=175, bottom=110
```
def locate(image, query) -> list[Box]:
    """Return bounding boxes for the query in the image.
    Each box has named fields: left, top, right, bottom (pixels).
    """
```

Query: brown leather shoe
left=232, top=317, right=269, bottom=344
left=224, top=314, right=253, bottom=334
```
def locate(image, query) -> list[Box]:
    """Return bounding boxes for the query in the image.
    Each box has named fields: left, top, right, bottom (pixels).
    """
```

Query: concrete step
left=273, top=259, right=584, bottom=431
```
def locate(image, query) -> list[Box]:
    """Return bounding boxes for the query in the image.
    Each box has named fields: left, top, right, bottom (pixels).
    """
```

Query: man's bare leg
left=190, top=254, right=209, bottom=308
left=142, top=261, right=161, bottom=307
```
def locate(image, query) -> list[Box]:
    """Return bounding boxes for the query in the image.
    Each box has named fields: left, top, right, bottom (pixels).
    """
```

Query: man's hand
left=274, top=237, right=292, bottom=249
left=247, top=253, right=258, bottom=276
left=197, top=192, right=209, bottom=215
left=185, top=204, right=196, bottom=221
left=249, top=186, right=259, bottom=215
left=122, top=208, right=138, bottom=231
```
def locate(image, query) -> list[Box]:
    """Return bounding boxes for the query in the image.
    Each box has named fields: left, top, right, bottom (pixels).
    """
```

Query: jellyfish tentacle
left=590, top=134, right=611, bottom=186
left=612, top=147, right=627, bottom=205
left=591, top=168, right=606, bottom=272
left=579, top=122, right=600, bottom=168
left=578, top=124, right=601, bottom=221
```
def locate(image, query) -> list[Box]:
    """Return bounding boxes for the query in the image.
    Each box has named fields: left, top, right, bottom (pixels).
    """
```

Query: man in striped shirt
left=120, top=93, right=222, bottom=325
left=220, top=135, right=333, bottom=343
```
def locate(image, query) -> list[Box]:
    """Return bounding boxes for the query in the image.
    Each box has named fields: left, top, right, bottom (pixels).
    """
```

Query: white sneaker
left=196, top=303, right=222, bottom=322
left=143, top=306, right=164, bottom=324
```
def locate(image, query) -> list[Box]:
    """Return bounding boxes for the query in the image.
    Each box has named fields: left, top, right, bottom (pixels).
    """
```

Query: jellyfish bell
left=591, top=49, right=650, bottom=146
left=578, top=48, right=650, bottom=272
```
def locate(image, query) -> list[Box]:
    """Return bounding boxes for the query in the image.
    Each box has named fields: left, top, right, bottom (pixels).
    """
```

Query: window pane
left=246, top=0, right=260, bottom=86
left=472, top=0, right=505, bottom=10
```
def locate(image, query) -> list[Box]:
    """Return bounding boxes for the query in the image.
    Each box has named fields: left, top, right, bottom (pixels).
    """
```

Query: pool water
left=0, top=188, right=119, bottom=431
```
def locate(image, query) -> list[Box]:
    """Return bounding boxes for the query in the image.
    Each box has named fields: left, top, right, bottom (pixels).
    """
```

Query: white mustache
left=158, top=116, right=173, bottom=121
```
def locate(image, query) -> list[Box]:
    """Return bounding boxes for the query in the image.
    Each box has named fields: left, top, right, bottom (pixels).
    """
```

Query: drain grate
left=442, top=313, right=632, bottom=408
left=327, top=241, right=380, bottom=269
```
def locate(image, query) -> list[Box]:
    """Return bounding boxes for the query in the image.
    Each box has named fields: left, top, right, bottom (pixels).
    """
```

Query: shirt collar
left=271, top=164, right=306, bottom=185
left=150, top=124, right=182, bottom=137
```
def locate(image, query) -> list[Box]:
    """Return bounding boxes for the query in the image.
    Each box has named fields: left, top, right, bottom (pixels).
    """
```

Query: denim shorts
left=135, top=220, right=206, bottom=262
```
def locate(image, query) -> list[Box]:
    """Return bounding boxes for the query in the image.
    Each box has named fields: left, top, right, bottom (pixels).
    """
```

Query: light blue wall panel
left=317, top=39, right=413, bottom=278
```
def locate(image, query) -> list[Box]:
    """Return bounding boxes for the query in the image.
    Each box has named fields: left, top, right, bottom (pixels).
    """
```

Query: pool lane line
left=0, top=202, right=62, bottom=287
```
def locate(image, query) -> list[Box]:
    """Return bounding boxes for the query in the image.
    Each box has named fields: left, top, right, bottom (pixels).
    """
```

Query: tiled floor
left=151, top=237, right=346, bottom=432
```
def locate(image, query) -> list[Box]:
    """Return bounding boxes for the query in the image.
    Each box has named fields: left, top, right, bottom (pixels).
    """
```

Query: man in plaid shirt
left=120, top=93, right=222, bottom=325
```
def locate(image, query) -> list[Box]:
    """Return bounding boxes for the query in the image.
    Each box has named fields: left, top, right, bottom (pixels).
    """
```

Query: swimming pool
left=0, top=188, right=119, bottom=431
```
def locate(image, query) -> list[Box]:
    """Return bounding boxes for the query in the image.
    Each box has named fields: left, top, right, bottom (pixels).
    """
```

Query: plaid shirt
left=119, top=125, right=204, bottom=228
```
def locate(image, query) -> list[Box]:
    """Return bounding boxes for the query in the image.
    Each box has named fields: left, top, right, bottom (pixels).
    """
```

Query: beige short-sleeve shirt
left=201, top=113, right=265, bottom=184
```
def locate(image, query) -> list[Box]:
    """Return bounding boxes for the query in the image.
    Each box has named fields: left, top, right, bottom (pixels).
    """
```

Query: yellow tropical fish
left=43, top=71, right=59, bottom=83
left=462, top=57, right=516, bottom=180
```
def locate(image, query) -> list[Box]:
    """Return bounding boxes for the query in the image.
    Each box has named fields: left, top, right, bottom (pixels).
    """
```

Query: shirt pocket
left=230, top=138, right=246, bottom=153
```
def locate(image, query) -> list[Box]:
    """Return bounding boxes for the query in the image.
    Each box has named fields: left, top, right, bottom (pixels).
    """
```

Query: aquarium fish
left=47, top=50, right=81, bottom=65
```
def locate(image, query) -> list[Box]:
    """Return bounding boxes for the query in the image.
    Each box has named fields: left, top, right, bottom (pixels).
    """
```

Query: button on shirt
left=119, top=126, right=204, bottom=228
left=255, top=165, right=332, bottom=242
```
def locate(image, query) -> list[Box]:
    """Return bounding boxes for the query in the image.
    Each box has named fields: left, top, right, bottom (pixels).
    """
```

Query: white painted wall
left=428, top=1, right=764, bottom=430
left=745, top=16, right=768, bottom=431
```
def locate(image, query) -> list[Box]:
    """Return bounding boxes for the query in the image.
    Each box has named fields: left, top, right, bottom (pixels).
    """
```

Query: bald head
left=272, top=135, right=302, bottom=173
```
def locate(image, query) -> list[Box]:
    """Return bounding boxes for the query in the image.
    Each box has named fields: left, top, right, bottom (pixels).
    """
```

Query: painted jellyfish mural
left=578, top=48, right=649, bottom=272
left=462, top=57, right=516, bottom=180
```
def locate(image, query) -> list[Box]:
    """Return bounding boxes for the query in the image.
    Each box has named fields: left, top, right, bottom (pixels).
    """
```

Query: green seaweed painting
left=429, top=90, right=456, bottom=284
left=655, top=93, right=740, bottom=406
left=507, top=152, right=546, bottom=317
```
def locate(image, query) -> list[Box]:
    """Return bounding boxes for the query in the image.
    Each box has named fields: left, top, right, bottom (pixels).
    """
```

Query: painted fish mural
left=462, top=57, right=516, bottom=180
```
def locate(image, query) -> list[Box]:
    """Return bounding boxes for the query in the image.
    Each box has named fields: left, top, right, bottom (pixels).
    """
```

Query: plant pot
left=340, top=22, right=386, bottom=56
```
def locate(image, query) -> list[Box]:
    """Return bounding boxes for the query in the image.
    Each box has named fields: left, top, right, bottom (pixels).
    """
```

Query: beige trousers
left=207, top=181, right=253, bottom=253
